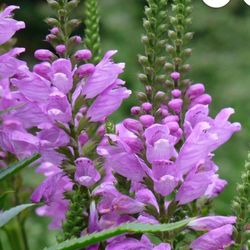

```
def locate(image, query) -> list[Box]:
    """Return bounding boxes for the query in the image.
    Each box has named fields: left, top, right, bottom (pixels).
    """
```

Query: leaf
left=0, top=154, right=40, bottom=181
left=0, top=203, right=35, bottom=228
left=0, top=190, right=14, bottom=206
left=45, top=218, right=193, bottom=250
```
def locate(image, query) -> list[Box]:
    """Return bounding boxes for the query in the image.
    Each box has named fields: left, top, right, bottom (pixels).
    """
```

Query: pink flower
left=82, top=50, right=124, bottom=99
left=87, top=85, right=131, bottom=122
left=74, top=157, right=101, bottom=187
left=0, top=6, right=25, bottom=45
left=188, top=216, right=236, bottom=231
left=190, top=224, right=235, bottom=250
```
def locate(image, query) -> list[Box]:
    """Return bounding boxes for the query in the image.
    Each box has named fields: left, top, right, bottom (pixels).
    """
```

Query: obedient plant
left=0, top=0, right=249, bottom=250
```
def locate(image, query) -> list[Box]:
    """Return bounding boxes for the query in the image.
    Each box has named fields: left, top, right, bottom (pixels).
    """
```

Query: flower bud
left=138, top=73, right=148, bottom=84
left=76, top=64, right=95, bottom=78
left=45, top=17, right=59, bottom=27
left=171, top=89, right=181, bottom=98
left=155, top=91, right=166, bottom=102
left=163, top=115, right=179, bottom=123
left=191, top=94, right=212, bottom=106
left=34, top=49, right=54, bottom=61
left=141, top=102, right=152, bottom=113
left=166, top=121, right=179, bottom=133
left=97, top=125, right=105, bottom=137
left=139, top=115, right=155, bottom=128
left=70, top=35, right=82, bottom=44
left=74, top=49, right=92, bottom=60
left=164, top=63, right=174, bottom=72
left=79, top=132, right=89, bottom=146
left=50, top=27, right=59, bottom=35
left=166, top=45, right=175, bottom=54
left=168, top=30, right=177, bottom=39
left=67, top=19, right=81, bottom=28
left=145, top=85, right=152, bottom=96
left=123, top=119, right=143, bottom=133
left=55, top=44, right=66, bottom=54
left=46, top=34, right=57, bottom=43
left=157, top=107, right=168, bottom=117
left=138, top=55, right=148, bottom=64
left=168, top=98, right=183, bottom=113
left=131, top=106, right=141, bottom=116
left=186, top=83, right=205, bottom=99
left=33, top=62, right=51, bottom=79
left=137, top=92, right=148, bottom=102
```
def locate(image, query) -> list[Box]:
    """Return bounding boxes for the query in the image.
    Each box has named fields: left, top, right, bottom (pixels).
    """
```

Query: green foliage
left=0, top=154, right=40, bottom=182
left=167, top=0, right=193, bottom=88
left=84, top=0, right=101, bottom=63
left=138, top=0, right=168, bottom=100
left=46, top=0, right=81, bottom=54
left=61, top=186, right=90, bottom=240
left=0, top=204, right=35, bottom=228
left=231, top=152, right=250, bottom=249
left=46, top=218, right=193, bottom=250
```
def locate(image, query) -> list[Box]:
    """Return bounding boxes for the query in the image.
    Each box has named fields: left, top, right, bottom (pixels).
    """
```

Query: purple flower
left=144, top=124, right=177, bottom=164
left=190, top=224, right=235, bottom=250
left=175, top=170, right=213, bottom=204
left=50, top=59, right=73, bottom=94
left=82, top=50, right=124, bottom=99
left=151, top=160, right=179, bottom=196
left=0, top=48, right=26, bottom=79
left=36, top=199, right=69, bottom=230
left=176, top=106, right=241, bottom=176
left=188, top=216, right=236, bottom=231
left=74, top=157, right=101, bottom=187
left=106, top=236, right=171, bottom=250
left=0, top=6, right=25, bottom=45
left=34, top=49, right=54, bottom=61
left=98, top=137, right=146, bottom=182
left=87, top=85, right=131, bottom=122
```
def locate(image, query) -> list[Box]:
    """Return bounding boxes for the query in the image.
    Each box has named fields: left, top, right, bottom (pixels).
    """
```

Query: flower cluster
left=93, top=76, right=241, bottom=248
left=0, top=4, right=130, bottom=231
left=0, top=2, right=245, bottom=250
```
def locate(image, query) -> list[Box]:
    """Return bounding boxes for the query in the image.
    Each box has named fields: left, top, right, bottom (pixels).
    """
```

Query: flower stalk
left=232, top=152, right=250, bottom=249
left=84, top=0, right=101, bottom=64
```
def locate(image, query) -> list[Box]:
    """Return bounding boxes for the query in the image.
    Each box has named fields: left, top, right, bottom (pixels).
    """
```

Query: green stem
left=84, top=0, right=101, bottom=63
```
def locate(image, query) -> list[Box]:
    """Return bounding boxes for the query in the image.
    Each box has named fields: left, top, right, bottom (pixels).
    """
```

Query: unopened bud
left=79, top=132, right=89, bottom=146
left=171, top=89, right=181, bottom=98
left=66, top=0, right=80, bottom=11
left=47, top=0, right=60, bottom=10
left=50, top=27, right=59, bottom=35
left=138, top=55, right=148, bottom=65
left=191, top=94, right=212, bottom=106
left=123, top=119, right=143, bottom=133
left=34, top=49, right=54, bottom=61
left=74, top=49, right=92, bottom=60
left=56, top=44, right=66, bottom=54
left=164, top=63, right=174, bottom=72
left=76, top=64, right=95, bottom=78
left=168, top=30, right=177, bottom=39
left=168, top=98, right=183, bottom=113
left=141, top=102, right=152, bottom=113
left=186, top=83, right=205, bottom=99
left=138, top=73, right=148, bottom=84
left=137, top=92, right=148, bottom=102
left=45, top=17, right=59, bottom=27
left=170, top=72, right=181, bottom=81
left=139, top=115, right=155, bottom=128
left=131, top=106, right=141, bottom=116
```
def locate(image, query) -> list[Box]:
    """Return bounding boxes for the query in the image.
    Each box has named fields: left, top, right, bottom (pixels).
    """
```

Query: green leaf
left=0, top=204, right=35, bottom=228
left=45, top=218, right=193, bottom=250
left=0, top=191, right=14, bottom=206
left=0, top=154, right=40, bottom=181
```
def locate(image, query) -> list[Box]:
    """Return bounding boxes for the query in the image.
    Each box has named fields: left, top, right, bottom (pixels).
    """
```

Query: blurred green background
left=1, top=0, right=250, bottom=249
